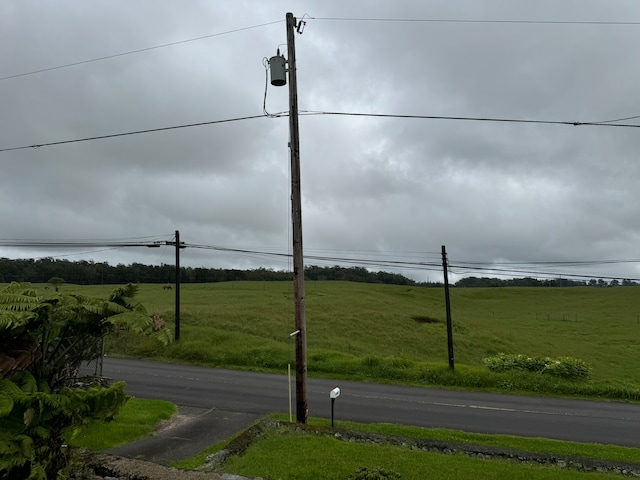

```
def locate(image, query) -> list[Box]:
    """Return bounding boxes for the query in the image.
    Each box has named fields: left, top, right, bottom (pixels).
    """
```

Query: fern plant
left=0, top=282, right=170, bottom=479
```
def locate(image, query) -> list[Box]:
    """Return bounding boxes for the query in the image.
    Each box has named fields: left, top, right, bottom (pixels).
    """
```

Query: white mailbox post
left=330, top=387, right=340, bottom=427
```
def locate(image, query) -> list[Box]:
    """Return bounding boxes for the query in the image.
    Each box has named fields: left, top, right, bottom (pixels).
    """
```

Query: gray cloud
left=1, top=1, right=640, bottom=282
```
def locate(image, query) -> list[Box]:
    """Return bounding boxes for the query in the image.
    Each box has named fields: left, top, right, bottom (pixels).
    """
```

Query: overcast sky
left=2, top=0, right=640, bottom=283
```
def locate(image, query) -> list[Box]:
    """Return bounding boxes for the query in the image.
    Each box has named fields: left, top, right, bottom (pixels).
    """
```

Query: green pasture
left=67, top=282, right=640, bottom=396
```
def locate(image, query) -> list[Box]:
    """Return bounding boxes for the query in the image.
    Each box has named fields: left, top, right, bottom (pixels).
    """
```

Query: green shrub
left=483, top=353, right=591, bottom=380
left=543, top=356, right=591, bottom=379
left=350, top=466, right=402, bottom=480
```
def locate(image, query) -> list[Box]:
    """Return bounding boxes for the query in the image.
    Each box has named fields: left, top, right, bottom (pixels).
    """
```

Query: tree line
left=455, top=276, right=638, bottom=288
left=0, top=257, right=633, bottom=287
left=0, top=257, right=423, bottom=286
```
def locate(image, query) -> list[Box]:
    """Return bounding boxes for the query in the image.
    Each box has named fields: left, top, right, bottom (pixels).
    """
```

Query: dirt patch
left=86, top=453, right=225, bottom=480
left=153, top=413, right=193, bottom=433
left=82, top=451, right=266, bottom=480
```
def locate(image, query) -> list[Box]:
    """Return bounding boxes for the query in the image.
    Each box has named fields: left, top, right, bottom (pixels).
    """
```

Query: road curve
left=101, top=357, right=640, bottom=448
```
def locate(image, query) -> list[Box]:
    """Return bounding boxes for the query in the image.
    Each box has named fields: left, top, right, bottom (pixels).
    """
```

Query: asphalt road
left=101, top=357, right=640, bottom=448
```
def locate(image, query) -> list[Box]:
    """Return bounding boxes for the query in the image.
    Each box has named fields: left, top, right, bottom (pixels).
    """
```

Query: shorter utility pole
left=174, top=230, right=181, bottom=341
left=442, top=245, right=455, bottom=371
left=166, top=230, right=184, bottom=342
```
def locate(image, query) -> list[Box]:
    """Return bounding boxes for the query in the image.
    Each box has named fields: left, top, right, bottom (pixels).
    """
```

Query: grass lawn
left=175, top=417, right=636, bottom=479
left=68, top=397, right=176, bottom=450
left=224, top=433, right=623, bottom=480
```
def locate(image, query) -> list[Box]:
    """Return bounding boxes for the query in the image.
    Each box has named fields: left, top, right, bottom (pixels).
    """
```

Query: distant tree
left=609, top=279, right=620, bottom=287
left=456, top=276, right=505, bottom=287
left=47, top=276, right=65, bottom=291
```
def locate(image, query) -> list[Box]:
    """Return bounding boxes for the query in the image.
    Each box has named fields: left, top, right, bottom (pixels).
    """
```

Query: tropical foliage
left=0, top=282, right=170, bottom=479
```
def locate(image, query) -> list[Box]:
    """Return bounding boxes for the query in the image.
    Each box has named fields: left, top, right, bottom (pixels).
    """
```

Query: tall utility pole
left=441, top=245, right=454, bottom=371
left=286, top=12, right=308, bottom=424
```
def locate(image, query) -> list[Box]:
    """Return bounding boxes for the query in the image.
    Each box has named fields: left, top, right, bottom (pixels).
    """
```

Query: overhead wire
left=589, top=114, right=640, bottom=125
left=1, top=237, right=638, bottom=281
left=0, top=115, right=266, bottom=153
left=3, top=107, right=640, bottom=154
left=170, top=242, right=640, bottom=280
left=0, top=20, right=284, bottom=83
left=7, top=15, right=637, bottom=84
left=299, top=110, right=640, bottom=128
left=307, top=16, right=640, bottom=26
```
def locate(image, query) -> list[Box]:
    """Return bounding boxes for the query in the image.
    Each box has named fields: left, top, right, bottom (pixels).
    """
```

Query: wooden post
left=442, top=245, right=454, bottom=371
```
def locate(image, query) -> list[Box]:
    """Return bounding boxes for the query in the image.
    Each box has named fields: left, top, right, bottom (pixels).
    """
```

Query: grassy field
left=62, top=281, right=640, bottom=397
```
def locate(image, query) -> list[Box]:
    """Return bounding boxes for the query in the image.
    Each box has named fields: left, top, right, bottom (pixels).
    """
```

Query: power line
left=4, top=108, right=640, bottom=154
left=300, top=110, right=640, bottom=128
left=454, top=258, right=640, bottom=267
left=309, top=16, right=640, bottom=26
left=0, top=241, right=165, bottom=248
left=1, top=238, right=637, bottom=281
left=0, top=115, right=266, bottom=153
left=590, top=114, right=640, bottom=125
left=177, top=242, right=640, bottom=281
left=0, top=20, right=283, bottom=83
left=448, top=263, right=640, bottom=282
left=5, top=15, right=637, bottom=84
left=0, top=234, right=173, bottom=248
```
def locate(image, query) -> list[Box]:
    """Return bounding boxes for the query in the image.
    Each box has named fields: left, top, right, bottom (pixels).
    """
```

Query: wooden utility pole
left=442, top=245, right=454, bottom=371
left=286, top=12, right=308, bottom=424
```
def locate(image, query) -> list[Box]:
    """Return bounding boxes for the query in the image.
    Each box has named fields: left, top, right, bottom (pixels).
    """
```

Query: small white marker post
left=330, top=387, right=341, bottom=428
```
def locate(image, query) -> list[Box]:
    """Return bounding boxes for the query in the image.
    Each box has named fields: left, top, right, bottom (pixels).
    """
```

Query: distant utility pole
left=269, top=12, right=308, bottom=424
left=441, top=245, right=455, bottom=371
left=165, top=230, right=185, bottom=342
left=175, top=229, right=181, bottom=341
